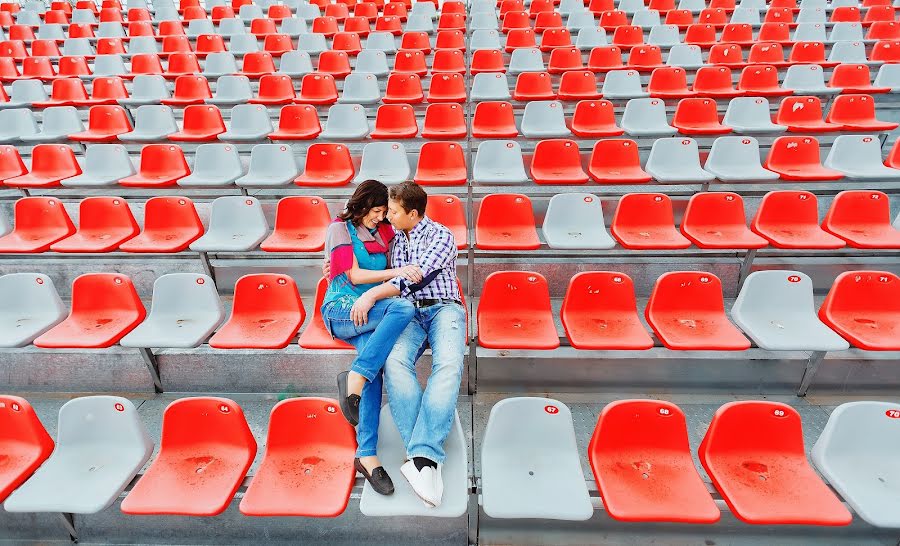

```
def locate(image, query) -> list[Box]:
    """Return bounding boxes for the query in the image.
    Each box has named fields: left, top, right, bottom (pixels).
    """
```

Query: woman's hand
left=351, top=294, right=375, bottom=327
left=397, top=264, right=424, bottom=283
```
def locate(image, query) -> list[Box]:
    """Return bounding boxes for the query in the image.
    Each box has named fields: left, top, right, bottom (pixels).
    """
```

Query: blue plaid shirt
left=388, top=216, right=460, bottom=302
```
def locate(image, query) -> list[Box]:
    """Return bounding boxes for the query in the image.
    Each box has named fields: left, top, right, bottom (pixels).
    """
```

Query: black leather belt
left=414, top=298, right=461, bottom=308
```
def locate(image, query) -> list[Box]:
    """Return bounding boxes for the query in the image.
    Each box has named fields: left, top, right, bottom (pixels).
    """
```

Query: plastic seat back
left=561, top=271, right=653, bottom=350
left=0, top=197, right=76, bottom=252
left=3, top=396, right=153, bottom=514
left=475, top=193, right=540, bottom=250
left=120, top=397, right=254, bottom=515
left=481, top=397, right=591, bottom=520
left=822, top=190, right=900, bottom=249
left=297, top=278, right=354, bottom=349
left=621, top=97, right=675, bottom=136
left=646, top=271, right=750, bottom=350
left=610, top=193, right=689, bottom=249
left=120, top=196, right=204, bottom=253
left=119, top=105, right=178, bottom=142
left=521, top=100, right=570, bottom=137
left=588, top=139, right=651, bottom=183
left=239, top=397, right=355, bottom=516
left=269, top=104, right=322, bottom=141
left=732, top=270, right=849, bottom=351
left=471, top=72, right=511, bottom=101
left=602, top=69, right=647, bottom=98
left=298, top=72, right=338, bottom=104
left=260, top=196, right=331, bottom=253
left=371, top=103, right=417, bottom=139
left=355, top=141, right=411, bottom=184
left=589, top=400, right=719, bottom=522
left=208, top=75, right=253, bottom=105
left=542, top=192, right=615, bottom=250
left=190, top=196, right=268, bottom=252
left=422, top=103, right=466, bottom=138
left=50, top=196, right=139, bottom=253
left=765, top=136, right=843, bottom=180
left=5, top=145, right=81, bottom=188
left=530, top=139, right=587, bottom=184
left=235, top=143, right=299, bottom=187
left=177, top=143, right=243, bottom=187
left=426, top=194, right=467, bottom=249
left=414, top=141, right=466, bottom=186
left=477, top=271, right=559, bottom=349
left=119, top=74, right=169, bottom=106
left=0, top=274, right=67, bottom=348
left=673, top=97, right=731, bottom=135
left=208, top=273, right=304, bottom=349
left=119, top=144, right=190, bottom=188
left=170, top=104, right=227, bottom=141
left=295, top=143, right=354, bottom=186
left=704, top=136, right=779, bottom=182
left=0, top=395, right=54, bottom=501
left=220, top=103, right=274, bottom=141
left=699, top=401, right=852, bottom=525
left=340, top=72, right=381, bottom=104
left=646, top=137, right=714, bottom=183
left=680, top=192, right=766, bottom=249
left=34, top=274, right=146, bottom=348
left=750, top=190, right=844, bottom=249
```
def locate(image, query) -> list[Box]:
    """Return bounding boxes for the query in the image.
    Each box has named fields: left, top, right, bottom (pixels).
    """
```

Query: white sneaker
left=400, top=460, right=443, bottom=508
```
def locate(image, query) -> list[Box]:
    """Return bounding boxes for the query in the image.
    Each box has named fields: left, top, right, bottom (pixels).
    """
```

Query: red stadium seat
left=294, top=143, right=354, bottom=186
left=195, top=34, right=226, bottom=56
left=33, top=273, right=146, bottom=348
left=588, top=139, right=651, bottom=184
left=130, top=53, right=165, bottom=76
left=371, top=103, right=418, bottom=139
left=0, top=197, right=75, bottom=253
left=5, top=145, right=81, bottom=188
left=393, top=49, right=427, bottom=75
left=571, top=99, right=623, bottom=137
left=589, top=400, right=720, bottom=523
left=720, top=23, right=754, bottom=45
left=557, top=70, right=600, bottom=100
left=505, top=29, right=537, bottom=52
left=18, top=57, right=57, bottom=81
left=737, top=64, right=793, bottom=96
left=628, top=45, right=665, bottom=72
left=548, top=46, right=583, bottom=74
left=297, top=73, right=339, bottom=105
left=646, top=271, right=750, bottom=350
left=162, top=75, right=212, bottom=106
left=587, top=46, right=624, bottom=72
left=69, top=105, right=133, bottom=142
left=692, top=66, right=742, bottom=98
left=164, top=53, right=202, bottom=79
left=421, top=103, right=466, bottom=139
left=685, top=24, right=717, bottom=46
left=822, top=190, right=900, bottom=249
left=612, top=25, right=643, bottom=47
left=648, top=67, right=696, bottom=99
left=208, top=274, right=304, bottom=350
left=789, top=41, right=832, bottom=67
left=665, top=9, right=693, bottom=28
left=260, top=196, right=330, bottom=253
left=775, top=96, right=841, bottom=132
left=263, top=34, right=294, bottom=57
left=561, top=272, right=654, bottom=350
left=436, top=30, right=466, bottom=51
left=680, top=192, right=768, bottom=249
left=530, top=139, right=589, bottom=184
left=477, top=271, right=560, bottom=350
left=119, top=144, right=191, bottom=188
left=119, top=196, right=204, bottom=253
left=250, top=73, right=296, bottom=105
left=475, top=193, right=541, bottom=250
left=375, top=15, right=404, bottom=34
left=400, top=32, right=430, bottom=53
left=383, top=73, right=424, bottom=104
left=414, top=141, right=467, bottom=186
left=76, top=76, right=130, bottom=106
left=472, top=101, right=518, bottom=138
left=49, top=197, right=138, bottom=253
left=121, top=397, right=256, bottom=516
left=0, top=395, right=54, bottom=503
left=269, top=104, right=322, bottom=140
left=426, top=194, right=467, bottom=249
left=317, top=50, right=351, bottom=78
left=750, top=191, right=846, bottom=249
left=0, top=57, right=19, bottom=82
left=673, top=98, right=731, bottom=134
left=312, top=16, right=339, bottom=36
left=707, top=44, right=746, bottom=68
left=539, top=28, right=572, bottom=51
left=297, top=278, right=354, bottom=349
left=471, top=49, right=505, bottom=74
left=432, top=49, right=466, bottom=74
left=239, top=398, right=356, bottom=516
left=611, top=193, right=691, bottom=249
left=826, top=94, right=899, bottom=131
left=819, top=271, right=900, bottom=350
left=240, top=51, right=277, bottom=79
left=699, top=401, right=853, bottom=524
left=57, top=57, right=93, bottom=79
left=513, top=71, right=556, bottom=101
left=828, top=63, right=889, bottom=94
left=427, top=72, right=467, bottom=103
left=764, top=136, right=843, bottom=180
left=168, top=105, right=226, bottom=142
left=0, top=145, right=27, bottom=184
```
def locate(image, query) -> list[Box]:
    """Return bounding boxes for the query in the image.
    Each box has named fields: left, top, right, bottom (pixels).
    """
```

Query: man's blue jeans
left=323, top=297, right=416, bottom=458
left=384, top=302, right=466, bottom=464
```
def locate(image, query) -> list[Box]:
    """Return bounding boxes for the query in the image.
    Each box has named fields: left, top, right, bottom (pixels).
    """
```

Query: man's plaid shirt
left=388, top=216, right=460, bottom=301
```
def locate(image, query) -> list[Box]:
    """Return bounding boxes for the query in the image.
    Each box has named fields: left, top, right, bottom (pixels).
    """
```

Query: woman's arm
left=346, top=254, right=408, bottom=285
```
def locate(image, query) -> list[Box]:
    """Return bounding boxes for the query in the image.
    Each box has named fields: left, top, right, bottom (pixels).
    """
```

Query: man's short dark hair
left=389, top=181, right=427, bottom=217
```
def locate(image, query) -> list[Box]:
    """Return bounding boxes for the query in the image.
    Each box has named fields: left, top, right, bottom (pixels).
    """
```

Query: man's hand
left=398, top=264, right=424, bottom=283
left=322, top=260, right=331, bottom=280
left=351, top=294, right=375, bottom=327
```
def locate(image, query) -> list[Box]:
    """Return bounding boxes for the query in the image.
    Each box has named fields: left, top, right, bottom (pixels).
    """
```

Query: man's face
left=388, top=198, right=417, bottom=231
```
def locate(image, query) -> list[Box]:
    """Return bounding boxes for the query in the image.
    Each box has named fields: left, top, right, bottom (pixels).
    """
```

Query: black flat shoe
left=355, top=458, right=394, bottom=496
left=337, top=371, right=360, bottom=426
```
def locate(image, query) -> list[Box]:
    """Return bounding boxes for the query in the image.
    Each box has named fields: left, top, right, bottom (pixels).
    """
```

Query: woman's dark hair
left=337, top=180, right=389, bottom=226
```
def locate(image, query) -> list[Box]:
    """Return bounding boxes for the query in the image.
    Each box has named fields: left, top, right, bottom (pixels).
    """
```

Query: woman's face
left=361, top=205, right=387, bottom=229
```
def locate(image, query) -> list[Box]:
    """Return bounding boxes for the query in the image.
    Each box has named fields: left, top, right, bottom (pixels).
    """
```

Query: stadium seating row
left=478, top=269, right=898, bottom=350
left=2, top=395, right=899, bottom=528
left=0, top=265, right=894, bottom=351
left=0, top=189, right=897, bottom=253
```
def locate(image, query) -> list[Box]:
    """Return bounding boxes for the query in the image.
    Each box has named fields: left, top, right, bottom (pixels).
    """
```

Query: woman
left=322, top=180, right=419, bottom=496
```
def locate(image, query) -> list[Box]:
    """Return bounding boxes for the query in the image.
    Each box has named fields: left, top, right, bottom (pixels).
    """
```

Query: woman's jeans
left=323, top=297, right=416, bottom=458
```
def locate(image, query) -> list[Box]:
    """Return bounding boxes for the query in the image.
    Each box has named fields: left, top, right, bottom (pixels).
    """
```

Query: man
left=349, top=181, right=465, bottom=508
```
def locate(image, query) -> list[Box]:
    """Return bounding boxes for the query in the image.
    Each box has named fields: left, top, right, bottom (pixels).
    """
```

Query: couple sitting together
left=321, top=180, right=464, bottom=508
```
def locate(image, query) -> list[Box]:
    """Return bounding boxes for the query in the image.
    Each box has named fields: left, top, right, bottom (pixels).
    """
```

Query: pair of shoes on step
left=340, top=371, right=395, bottom=496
